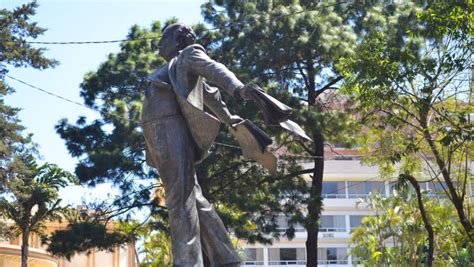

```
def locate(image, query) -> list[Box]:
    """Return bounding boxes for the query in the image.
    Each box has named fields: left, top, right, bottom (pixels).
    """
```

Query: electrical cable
left=25, top=2, right=349, bottom=45
left=4, top=75, right=303, bottom=155
left=7, top=75, right=412, bottom=197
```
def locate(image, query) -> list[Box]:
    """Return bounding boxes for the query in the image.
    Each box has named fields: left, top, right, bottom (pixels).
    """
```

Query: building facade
left=240, top=154, right=456, bottom=267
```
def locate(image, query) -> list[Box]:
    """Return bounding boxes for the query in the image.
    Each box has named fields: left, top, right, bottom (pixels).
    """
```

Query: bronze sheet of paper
left=279, top=120, right=312, bottom=142
left=248, top=85, right=292, bottom=125
left=229, top=120, right=277, bottom=176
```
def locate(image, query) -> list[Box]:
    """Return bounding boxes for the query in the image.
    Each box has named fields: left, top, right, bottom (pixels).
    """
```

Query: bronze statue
left=142, top=23, right=309, bottom=266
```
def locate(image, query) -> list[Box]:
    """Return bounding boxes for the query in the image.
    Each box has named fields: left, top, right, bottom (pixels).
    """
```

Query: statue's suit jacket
left=141, top=44, right=243, bottom=265
left=142, top=44, right=244, bottom=166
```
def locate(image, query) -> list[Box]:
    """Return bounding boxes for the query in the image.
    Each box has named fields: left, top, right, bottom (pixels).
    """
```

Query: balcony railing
left=323, top=193, right=386, bottom=199
left=318, top=259, right=349, bottom=265
left=276, top=227, right=306, bottom=233
left=319, top=227, right=346, bottom=232
left=242, top=261, right=265, bottom=266
left=266, top=260, right=348, bottom=266
left=276, top=226, right=349, bottom=234
left=269, top=260, right=306, bottom=265
left=347, top=193, right=370, bottom=198
left=322, top=193, right=347, bottom=199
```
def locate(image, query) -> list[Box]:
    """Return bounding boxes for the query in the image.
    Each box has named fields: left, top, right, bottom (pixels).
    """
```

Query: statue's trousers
left=142, top=115, right=240, bottom=267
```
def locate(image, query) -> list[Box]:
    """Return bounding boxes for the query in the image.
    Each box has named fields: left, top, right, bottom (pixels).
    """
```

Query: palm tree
left=0, top=155, right=76, bottom=267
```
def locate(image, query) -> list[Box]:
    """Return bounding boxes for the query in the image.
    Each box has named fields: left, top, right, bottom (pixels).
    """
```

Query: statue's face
left=158, top=26, right=179, bottom=61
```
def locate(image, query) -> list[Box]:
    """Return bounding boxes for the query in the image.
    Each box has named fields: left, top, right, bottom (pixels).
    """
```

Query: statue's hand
left=229, top=115, right=244, bottom=126
left=236, top=83, right=264, bottom=100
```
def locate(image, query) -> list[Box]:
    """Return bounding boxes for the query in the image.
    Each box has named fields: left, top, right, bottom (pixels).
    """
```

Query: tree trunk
left=422, top=128, right=474, bottom=241
left=404, top=174, right=434, bottom=267
left=21, top=229, right=29, bottom=267
left=306, top=131, right=324, bottom=267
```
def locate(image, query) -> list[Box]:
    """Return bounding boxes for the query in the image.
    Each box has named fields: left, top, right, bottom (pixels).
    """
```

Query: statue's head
left=158, top=23, right=196, bottom=61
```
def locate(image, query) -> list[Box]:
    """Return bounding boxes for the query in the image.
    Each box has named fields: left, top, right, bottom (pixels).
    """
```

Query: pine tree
left=1, top=2, right=63, bottom=266
left=200, top=1, right=359, bottom=264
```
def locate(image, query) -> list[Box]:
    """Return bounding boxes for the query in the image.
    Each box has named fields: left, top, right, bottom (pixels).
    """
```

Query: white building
left=240, top=156, right=453, bottom=267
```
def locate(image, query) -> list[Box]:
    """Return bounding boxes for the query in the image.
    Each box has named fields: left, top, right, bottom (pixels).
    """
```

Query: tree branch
left=311, top=75, right=343, bottom=102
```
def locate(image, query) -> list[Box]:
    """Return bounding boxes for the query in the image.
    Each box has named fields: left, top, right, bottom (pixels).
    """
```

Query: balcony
left=268, top=260, right=306, bottom=265
left=243, top=260, right=349, bottom=267
left=318, top=259, right=350, bottom=266
left=242, top=260, right=265, bottom=266
left=0, top=244, right=58, bottom=267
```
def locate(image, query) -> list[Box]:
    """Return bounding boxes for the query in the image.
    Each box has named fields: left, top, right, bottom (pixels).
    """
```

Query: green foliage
left=0, top=0, right=57, bottom=167
left=351, top=191, right=469, bottom=265
left=201, top=1, right=363, bottom=264
left=0, top=2, right=63, bottom=266
left=0, top=1, right=58, bottom=74
left=140, top=229, right=172, bottom=267
left=55, top=22, right=164, bottom=188
left=54, top=16, right=301, bottom=248
left=339, top=0, right=473, bottom=240
left=45, top=221, right=130, bottom=260
left=55, top=2, right=363, bottom=264
left=53, top=24, right=165, bottom=255
left=137, top=216, right=172, bottom=267
left=0, top=154, right=76, bottom=267
left=0, top=156, right=76, bottom=236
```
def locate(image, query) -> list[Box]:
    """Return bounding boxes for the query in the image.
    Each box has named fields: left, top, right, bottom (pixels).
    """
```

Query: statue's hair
left=164, top=23, right=196, bottom=48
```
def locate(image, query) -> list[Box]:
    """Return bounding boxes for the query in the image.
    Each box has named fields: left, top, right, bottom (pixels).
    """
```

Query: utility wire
left=3, top=75, right=296, bottom=155
left=5, top=74, right=142, bottom=124
left=6, top=75, right=87, bottom=108
left=26, top=36, right=157, bottom=45
left=7, top=75, right=399, bottom=194
left=25, top=2, right=349, bottom=45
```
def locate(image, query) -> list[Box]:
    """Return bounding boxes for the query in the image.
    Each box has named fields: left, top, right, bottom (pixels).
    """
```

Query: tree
left=1, top=0, right=57, bottom=170
left=0, top=156, right=76, bottom=267
left=399, top=173, right=434, bottom=266
left=54, top=17, right=300, bottom=254
left=1, top=2, right=63, bottom=266
left=200, top=1, right=360, bottom=264
left=351, top=190, right=469, bottom=265
left=137, top=215, right=173, bottom=267
left=339, top=0, right=473, bottom=241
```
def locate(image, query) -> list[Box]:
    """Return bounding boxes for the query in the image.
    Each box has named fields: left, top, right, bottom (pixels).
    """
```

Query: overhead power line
left=25, top=2, right=349, bottom=45
left=4, top=75, right=325, bottom=161
left=4, top=75, right=302, bottom=156
left=6, top=75, right=87, bottom=108
left=26, top=36, right=158, bottom=45
left=6, top=75, right=398, bottom=193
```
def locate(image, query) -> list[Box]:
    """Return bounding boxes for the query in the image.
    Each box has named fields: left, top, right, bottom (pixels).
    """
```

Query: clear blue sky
left=3, top=0, right=204, bottom=204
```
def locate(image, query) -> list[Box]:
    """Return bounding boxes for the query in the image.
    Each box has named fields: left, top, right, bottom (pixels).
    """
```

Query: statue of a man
left=142, top=23, right=248, bottom=266
left=142, top=23, right=307, bottom=266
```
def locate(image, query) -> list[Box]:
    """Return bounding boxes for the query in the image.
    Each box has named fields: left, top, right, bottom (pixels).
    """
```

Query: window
left=428, top=181, right=453, bottom=197
left=280, top=248, right=296, bottom=260
left=322, top=182, right=346, bottom=198
left=389, top=181, right=433, bottom=195
left=350, top=215, right=367, bottom=230
left=268, top=248, right=306, bottom=265
left=275, top=216, right=305, bottom=233
left=320, top=215, right=346, bottom=232
left=367, top=182, right=386, bottom=196
left=348, top=181, right=385, bottom=198
left=327, top=248, right=338, bottom=261
left=243, top=248, right=264, bottom=264
left=318, top=248, right=348, bottom=265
